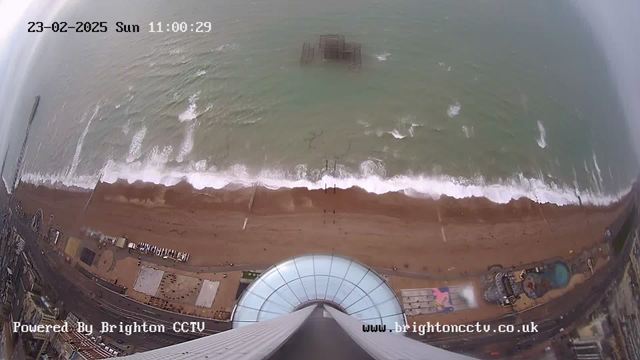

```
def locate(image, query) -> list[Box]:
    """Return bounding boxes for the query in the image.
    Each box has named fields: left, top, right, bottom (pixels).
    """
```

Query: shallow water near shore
left=4, top=0, right=638, bottom=205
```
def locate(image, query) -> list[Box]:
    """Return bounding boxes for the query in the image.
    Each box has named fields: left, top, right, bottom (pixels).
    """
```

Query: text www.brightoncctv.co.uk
left=361, top=322, right=539, bottom=335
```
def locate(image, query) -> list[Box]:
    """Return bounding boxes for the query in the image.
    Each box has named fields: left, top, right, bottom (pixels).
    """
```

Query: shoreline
left=13, top=179, right=633, bottom=278
left=20, top=169, right=635, bottom=206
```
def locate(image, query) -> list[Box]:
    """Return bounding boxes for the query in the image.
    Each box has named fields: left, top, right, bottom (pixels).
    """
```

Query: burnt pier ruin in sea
left=300, top=34, right=361, bottom=70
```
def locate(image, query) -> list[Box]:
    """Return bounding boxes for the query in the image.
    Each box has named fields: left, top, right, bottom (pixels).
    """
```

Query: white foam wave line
left=126, top=126, right=147, bottom=163
left=176, top=122, right=196, bottom=163
left=388, top=129, right=406, bottom=139
left=2, top=175, right=10, bottom=195
left=46, top=114, right=56, bottom=129
left=21, top=172, right=101, bottom=190
left=536, top=121, right=547, bottom=148
left=21, top=162, right=632, bottom=206
left=583, top=159, right=597, bottom=193
left=591, top=172, right=600, bottom=193
left=122, top=119, right=131, bottom=135
left=357, top=119, right=371, bottom=128
left=68, top=105, right=99, bottom=178
left=179, top=93, right=199, bottom=122
left=375, top=53, right=391, bottom=61
left=214, top=43, right=238, bottom=52
left=408, top=123, right=422, bottom=137
left=447, top=102, right=461, bottom=118
left=462, top=126, right=474, bottom=138
left=34, top=142, right=42, bottom=160
left=592, top=151, right=604, bottom=189
left=144, top=145, right=173, bottom=167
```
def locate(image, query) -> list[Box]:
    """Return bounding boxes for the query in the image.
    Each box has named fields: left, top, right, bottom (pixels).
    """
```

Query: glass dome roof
left=232, top=254, right=405, bottom=332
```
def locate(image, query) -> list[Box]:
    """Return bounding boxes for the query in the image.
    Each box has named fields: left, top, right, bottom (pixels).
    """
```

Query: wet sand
left=14, top=180, right=631, bottom=277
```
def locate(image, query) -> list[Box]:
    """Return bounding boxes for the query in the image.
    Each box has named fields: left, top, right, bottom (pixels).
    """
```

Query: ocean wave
left=239, top=117, right=262, bottom=125
left=357, top=119, right=371, bottom=128
left=536, top=121, right=547, bottom=148
left=176, top=122, right=196, bottom=163
left=592, top=151, right=604, bottom=190
left=121, top=119, right=131, bottom=135
left=20, top=158, right=631, bottom=206
left=447, top=102, right=461, bottom=118
left=179, top=93, right=199, bottom=122
left=126, top=126, right=147, bottom=163
left=408, top=123, right=422, bottom=137
left=68, top=105, right=100, bottom=178
left=386, top=116, right=421, bottom=139
left=388, top=129, right=406, bottom=139
left=375, top=53, right=391, bottom=61
left=3, top=175, right=11, bottom=194
left=213, top=43, right=238, bottom=52
left=196, top=69, right=206, bottom=76
left=572, top=167, right=580, bottom=193
left=360, top=159, right=386, bottom=177
left=21, top=172, right=100, bottom=191
left=462, top=125, right=474, bottom=138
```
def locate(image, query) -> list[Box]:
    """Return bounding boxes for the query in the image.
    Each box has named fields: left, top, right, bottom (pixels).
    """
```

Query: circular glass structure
left=232, top=254, right=405, bottom=331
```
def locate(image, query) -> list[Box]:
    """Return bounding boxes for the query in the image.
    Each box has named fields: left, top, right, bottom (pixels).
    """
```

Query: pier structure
left=0, top=96, right=40, bottom=305
left=300, top=34, right=361, bottom=70
left=11, top=96, right=40, bottom=192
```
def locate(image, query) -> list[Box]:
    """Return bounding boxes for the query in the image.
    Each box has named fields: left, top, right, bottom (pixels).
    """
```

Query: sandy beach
left=13, top=180, right=630, bottom=278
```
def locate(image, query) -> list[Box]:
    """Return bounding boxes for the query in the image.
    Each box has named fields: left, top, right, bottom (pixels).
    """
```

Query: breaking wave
left=375, top=53, right=391, bottom=61
left=68, top=105, right=100, bottom=178
left=536, top=121, right=547, bottom=148
left=21, top=156, right=631, bottom=206
left=386, top=116, right=422, bottom=139
left=213, top=43, right=238, bottom=52
left=462, top=126, right=474, bottom=138
left=593, top=151, right=604, bottom=191
left=388, top=129, right=406, bottom=139
left=3, top=175, right=11, bottom=194
left=179, top=93, right=199, bottom=122
left=176, top=121, right=196, bottom=163
left=447, top=102, right=461, bottom=118
left=126, top=126, right=147, bottom=163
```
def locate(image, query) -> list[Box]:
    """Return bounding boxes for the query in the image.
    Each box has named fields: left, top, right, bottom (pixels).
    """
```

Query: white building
left=116, top=255, right=474, bottom=360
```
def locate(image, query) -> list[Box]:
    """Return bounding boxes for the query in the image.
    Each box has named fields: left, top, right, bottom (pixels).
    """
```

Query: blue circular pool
left=553, top=262, right=571, bottom=287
